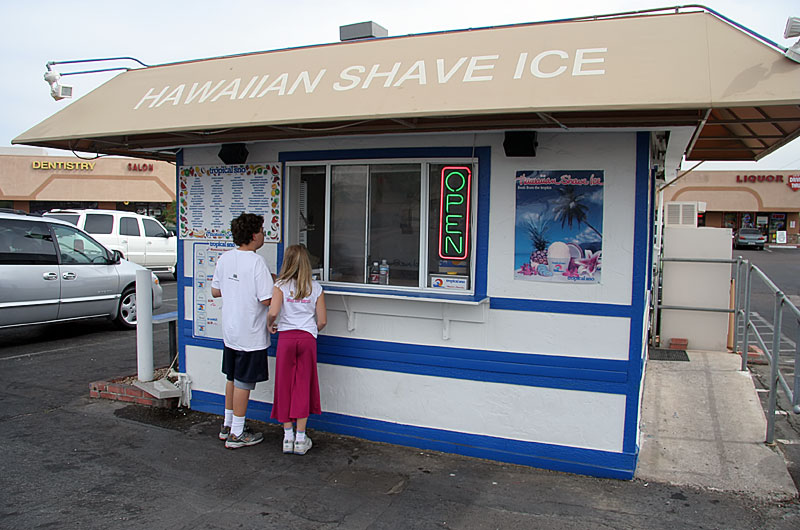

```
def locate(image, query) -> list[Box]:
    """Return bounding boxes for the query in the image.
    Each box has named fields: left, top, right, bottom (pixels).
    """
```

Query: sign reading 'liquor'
left=438, top=166, right=472, bottom=260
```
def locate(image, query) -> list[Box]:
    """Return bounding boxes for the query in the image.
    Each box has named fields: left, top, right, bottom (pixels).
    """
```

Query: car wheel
left=114, top=287, right=137, bottom=329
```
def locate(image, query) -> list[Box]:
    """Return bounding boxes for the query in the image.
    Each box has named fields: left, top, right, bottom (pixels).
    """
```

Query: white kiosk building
left=15, top=7, right=800, bottom=478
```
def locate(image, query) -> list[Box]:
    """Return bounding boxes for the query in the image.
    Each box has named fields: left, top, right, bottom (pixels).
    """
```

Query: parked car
left=734, top=227, right=767, bottom=250
left=43, top=209, right=177, bottom=276
left=0, top=211, right=163, bottom=329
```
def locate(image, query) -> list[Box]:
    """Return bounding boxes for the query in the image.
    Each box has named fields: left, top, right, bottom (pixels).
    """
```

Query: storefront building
left=0, top=147, right=175, bottom=218
left=663, top=170, right=800, bottom=245
left=14, top=8, right=800, bottom=478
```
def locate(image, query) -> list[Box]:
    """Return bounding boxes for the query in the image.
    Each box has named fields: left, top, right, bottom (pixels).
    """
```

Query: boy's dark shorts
left=222, top=346, right=269, bottom=385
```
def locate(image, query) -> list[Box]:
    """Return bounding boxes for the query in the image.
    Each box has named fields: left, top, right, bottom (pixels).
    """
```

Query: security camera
left=785, top=17, right=800, bottom=63
left=785, top=17, right=800, bottom=39
left=43, top=67, right=72, bottom=101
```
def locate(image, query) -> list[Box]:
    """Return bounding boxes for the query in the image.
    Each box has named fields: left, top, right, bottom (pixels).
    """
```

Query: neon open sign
left=438, top=166, right=472, bottom=260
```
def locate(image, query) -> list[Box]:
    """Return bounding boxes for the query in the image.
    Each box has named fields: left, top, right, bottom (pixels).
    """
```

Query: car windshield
left=46, top=213, right=80, bottom=225
left=739, top=229, right=761, bottom=235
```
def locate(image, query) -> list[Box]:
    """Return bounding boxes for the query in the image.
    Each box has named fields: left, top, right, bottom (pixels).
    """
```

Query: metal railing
left=736, top=260, right=800, bottom=444
left=652, top=256, right=800, bottom=444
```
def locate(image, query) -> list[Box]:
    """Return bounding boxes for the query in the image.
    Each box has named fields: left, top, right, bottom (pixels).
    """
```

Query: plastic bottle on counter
left=379, top=259, right=389, bottom=285
left=369, top=262, right=380, bottom=284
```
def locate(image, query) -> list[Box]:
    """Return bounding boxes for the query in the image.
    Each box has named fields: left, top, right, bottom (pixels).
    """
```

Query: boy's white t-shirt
left=211, top=249, right=274, bottom=351
left=276, top=279, right=323, bottom=338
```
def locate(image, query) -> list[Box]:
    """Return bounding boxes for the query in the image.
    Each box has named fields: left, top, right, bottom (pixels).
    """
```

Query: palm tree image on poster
left=514, top=170, right=603, bottom=283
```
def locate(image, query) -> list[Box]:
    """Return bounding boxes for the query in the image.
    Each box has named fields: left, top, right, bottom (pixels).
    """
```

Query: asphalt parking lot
left=2, top=277, right=800, bottom=528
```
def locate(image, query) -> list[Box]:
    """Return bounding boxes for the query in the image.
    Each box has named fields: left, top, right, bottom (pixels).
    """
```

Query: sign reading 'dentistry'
left=132, top=49, right=607, bottom=110
left=178, top=163, right=281, bottom=242
left=438, top=166, right=472, bottom=260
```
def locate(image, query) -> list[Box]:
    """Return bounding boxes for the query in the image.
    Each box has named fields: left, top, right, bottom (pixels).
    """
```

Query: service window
left=119, top=217, right=141, bottom=236
left=84, top=213, right=113, bottom=234
left=288, top=160, right=475, bottom=292
left=0, top=219, right=59, bottom=265
left=142, top=218, right=167, bottom=237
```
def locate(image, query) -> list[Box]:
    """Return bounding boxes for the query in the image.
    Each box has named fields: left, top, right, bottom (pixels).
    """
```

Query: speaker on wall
left=503, top=131, right=538, bottom=157
left=218, top=143, right=249, bottom=165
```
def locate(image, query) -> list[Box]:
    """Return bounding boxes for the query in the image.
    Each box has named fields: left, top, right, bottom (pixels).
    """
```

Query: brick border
left=90, top=375, right=179, bottom=408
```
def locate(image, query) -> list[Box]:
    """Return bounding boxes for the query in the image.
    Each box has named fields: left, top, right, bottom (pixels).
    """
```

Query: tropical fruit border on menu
left=178, top=163, right=281, bottom=242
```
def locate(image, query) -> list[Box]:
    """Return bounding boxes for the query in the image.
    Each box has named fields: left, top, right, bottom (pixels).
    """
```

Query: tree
left=552, top=186, right=602, bottom=238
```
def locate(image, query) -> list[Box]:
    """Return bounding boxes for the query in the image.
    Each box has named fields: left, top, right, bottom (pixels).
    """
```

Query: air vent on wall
left=665, top=202, right=698, bottom=227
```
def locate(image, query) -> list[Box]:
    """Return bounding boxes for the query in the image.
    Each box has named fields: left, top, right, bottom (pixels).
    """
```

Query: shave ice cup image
left=547, top=241, right=571, bottom=274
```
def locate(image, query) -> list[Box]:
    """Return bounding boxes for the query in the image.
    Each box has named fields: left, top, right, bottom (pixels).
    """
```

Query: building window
left=288, top=159, right=476, bottom=292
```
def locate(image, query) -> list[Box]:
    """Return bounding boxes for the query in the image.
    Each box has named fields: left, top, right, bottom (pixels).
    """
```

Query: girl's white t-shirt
left=276, top=279, right=323, bottom=338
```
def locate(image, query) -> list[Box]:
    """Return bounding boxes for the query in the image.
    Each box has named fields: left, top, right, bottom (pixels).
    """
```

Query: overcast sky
left=2, top=0, right=798, bottom=169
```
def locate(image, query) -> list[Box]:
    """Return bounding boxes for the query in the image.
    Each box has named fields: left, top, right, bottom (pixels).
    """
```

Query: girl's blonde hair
left=276, top=244, right=313, bottom=300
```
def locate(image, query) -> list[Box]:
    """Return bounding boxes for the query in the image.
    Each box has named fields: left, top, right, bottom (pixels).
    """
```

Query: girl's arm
left=267, top=286, right=283, bottom=333
left=315, top=292, right=327, bottom=332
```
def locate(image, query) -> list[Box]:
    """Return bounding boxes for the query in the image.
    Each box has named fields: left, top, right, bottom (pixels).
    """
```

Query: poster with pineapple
left=514, top=170, right=603, bottom=283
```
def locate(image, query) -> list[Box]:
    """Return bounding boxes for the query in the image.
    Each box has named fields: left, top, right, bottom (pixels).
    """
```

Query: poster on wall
left=178, top=163, right=281, bottom=241
left=192, top=242, right=235, bottom=340
left=514, top=170, right=603, bottom=283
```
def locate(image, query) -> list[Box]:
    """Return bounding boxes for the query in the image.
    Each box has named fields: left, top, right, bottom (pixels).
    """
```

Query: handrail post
left=766, top=291, right=784, bottom=445
left=794, top=324, right=800, bottom=412
left=732, top=256, right=742, bottom=354
left=741, top=262, right=752, bottom=371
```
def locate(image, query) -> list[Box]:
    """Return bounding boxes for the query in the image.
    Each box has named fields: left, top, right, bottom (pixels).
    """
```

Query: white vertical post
left=136, top=269, right=154, bottom=382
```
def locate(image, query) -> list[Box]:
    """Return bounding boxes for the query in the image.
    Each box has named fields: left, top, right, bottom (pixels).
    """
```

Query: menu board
left=178, top=163, right=281, bottom=241
left=192, top=242, right=234, bottom=340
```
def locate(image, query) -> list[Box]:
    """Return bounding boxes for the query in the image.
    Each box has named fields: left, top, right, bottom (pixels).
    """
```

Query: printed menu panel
left=192, top=242, right=234, bottom=340
left=178, top=163, right=281, bottom=241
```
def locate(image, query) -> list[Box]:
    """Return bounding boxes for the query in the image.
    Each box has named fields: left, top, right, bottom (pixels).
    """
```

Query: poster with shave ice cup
left=514, top=170, right=603, bottom=283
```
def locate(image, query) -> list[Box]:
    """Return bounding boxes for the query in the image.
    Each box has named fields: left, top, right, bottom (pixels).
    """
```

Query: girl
left=267, top=244, right=326, bottom=455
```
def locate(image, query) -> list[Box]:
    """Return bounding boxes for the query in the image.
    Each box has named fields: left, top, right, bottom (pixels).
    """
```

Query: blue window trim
left=277, top=146, right=490, bottom=300
left=190, top=390, right=636, bottom=479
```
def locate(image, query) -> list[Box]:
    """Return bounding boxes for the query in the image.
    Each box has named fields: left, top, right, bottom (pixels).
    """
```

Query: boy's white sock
left=224, top=409, right=234, bottom=427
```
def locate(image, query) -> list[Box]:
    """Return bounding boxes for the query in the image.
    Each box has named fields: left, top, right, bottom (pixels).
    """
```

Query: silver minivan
left=0, top=210, right=163, bottom=329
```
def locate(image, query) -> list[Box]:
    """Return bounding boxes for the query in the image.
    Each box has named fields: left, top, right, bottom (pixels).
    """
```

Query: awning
left=13, top=9, right=800, bottom=162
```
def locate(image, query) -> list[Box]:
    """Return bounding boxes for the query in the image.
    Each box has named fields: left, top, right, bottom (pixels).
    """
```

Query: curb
left=742, top=345, right=769, bottom=366
left=90, top=374, right=179, bottom=408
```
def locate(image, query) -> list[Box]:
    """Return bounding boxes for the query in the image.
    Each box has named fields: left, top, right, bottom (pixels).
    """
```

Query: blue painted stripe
left=181, top=332, right=629, bottom=393
left=490, top=297, right=632, bottom=317
left=622, top=132, right=651, bottom=455
left=190, top=390, right=635, bottom=479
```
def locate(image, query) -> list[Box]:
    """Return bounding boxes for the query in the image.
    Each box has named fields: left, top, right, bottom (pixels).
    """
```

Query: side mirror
left=111, top=250, right=123, bottom=264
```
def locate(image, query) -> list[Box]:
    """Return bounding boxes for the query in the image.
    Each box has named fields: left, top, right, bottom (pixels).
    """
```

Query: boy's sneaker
left=225, top=428, right=264, bottom=449
left=219, top=425, right=231, bottom=441
left=282, top=438, right=295, bottom=454
left=293, top=436, right=312, bottom=455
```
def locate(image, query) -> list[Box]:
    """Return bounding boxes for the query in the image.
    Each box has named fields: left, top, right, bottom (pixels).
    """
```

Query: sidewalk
left=637, top=349, right=797, bottom=500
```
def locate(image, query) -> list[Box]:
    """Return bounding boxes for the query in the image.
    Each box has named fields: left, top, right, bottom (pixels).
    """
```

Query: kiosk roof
left=13, top=9, right=800, bottom=162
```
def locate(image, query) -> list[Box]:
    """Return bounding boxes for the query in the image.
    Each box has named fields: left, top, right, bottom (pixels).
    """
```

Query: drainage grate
left=648, top=348, right=690, bottom=361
